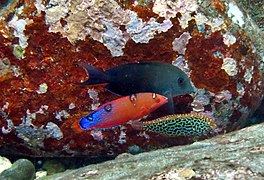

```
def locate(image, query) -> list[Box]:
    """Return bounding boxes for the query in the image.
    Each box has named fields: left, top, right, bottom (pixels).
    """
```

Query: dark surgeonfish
left=78, top=61, right=194, bottom=113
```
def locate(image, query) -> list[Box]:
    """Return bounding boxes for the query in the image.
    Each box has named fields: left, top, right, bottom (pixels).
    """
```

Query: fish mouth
left=162, top=97, right=169, bottom=105
left=186, top=86, right=195, bottom=94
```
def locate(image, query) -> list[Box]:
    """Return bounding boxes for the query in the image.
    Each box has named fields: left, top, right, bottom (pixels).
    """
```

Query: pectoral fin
left=150, top=91, right=174, bottom=118
left=161, top=91, right=175, bottom=115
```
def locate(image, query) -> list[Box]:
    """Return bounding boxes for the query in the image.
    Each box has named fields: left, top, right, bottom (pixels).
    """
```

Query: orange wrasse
left=72, top=93, right=168, bottom=131
left=132, top=113, right=217, bottom=136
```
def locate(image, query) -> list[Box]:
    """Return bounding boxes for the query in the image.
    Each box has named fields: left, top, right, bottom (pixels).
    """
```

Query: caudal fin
left=129, top=120, right=144, bottom=130
left=77, top=62, right=110, bottom=85
left=71, top=121, right=83, bottom=133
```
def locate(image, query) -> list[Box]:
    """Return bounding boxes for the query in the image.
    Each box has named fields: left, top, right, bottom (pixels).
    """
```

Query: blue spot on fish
left=79, top=109, right=104, bottom=130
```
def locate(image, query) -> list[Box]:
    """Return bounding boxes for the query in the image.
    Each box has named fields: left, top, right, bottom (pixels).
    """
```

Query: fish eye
left=104, top=104, right=112, bottom=112
left=177, top=77, right=184, bottom=85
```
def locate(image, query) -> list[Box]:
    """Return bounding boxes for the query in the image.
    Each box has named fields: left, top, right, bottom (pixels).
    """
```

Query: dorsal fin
left=77, top=62, right=110, bottom=85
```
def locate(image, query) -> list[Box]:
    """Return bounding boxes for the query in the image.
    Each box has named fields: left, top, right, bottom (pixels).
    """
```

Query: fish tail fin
left=77, top=62, right=110, bottom=85
left=129, top=120, right=144, bottom=130
left=71, top=121, right=83, bottom=133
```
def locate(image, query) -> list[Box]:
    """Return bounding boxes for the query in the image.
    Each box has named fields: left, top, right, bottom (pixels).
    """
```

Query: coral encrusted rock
left=0, top=0, right=263, bottom=157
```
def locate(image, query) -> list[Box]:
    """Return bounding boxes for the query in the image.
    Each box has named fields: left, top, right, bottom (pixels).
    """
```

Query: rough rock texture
left=0, top=0, right=264, bottom=157
left=0, top=159, right=35, bottom=180
left=42, top=160, right=66, bottom=175
left=237, top=0, right=264, bottom=30
left=40, top=122, right=264, bottom=179
left=0, top=156, right=12, bottom=173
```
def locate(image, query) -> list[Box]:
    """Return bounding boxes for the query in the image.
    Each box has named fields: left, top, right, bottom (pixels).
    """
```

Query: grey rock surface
left=0, top=159, right=35, bottom=180
left=0, top=156, right=12, bottom=174
left=237, top=0, right=264, bottom=30
left=40, top=122, right=264, bottom=180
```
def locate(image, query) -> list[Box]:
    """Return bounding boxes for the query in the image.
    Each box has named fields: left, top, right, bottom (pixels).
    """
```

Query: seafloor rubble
left=0, top=0, right=263, bottom=157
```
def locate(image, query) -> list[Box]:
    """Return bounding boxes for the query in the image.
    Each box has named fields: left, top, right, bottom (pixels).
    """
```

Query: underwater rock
left=0, top=159, right=35, bottom=180
left=0, top=0, right=264, bottom=157
left=0, top=156, right=12, bottom=173
left=237, top=0, right=264, bottom=30
left=36, top=171, right=48, bottom=179
left=42, top=160, right=66, bottom=175
left=38, top=122, right=264, bottom=179
left=245, top=99, right=264, bottom=127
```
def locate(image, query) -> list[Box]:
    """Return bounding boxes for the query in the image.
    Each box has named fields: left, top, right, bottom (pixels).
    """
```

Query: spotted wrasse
left=137, top=113, right=217, bottom=136
left=72, top=93, right=168, bottom=131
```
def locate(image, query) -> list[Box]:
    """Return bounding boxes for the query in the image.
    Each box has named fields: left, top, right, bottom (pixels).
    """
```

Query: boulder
left=0, top=0, right=263, bottom=157
left=39, top=122, right=264, bottom=179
